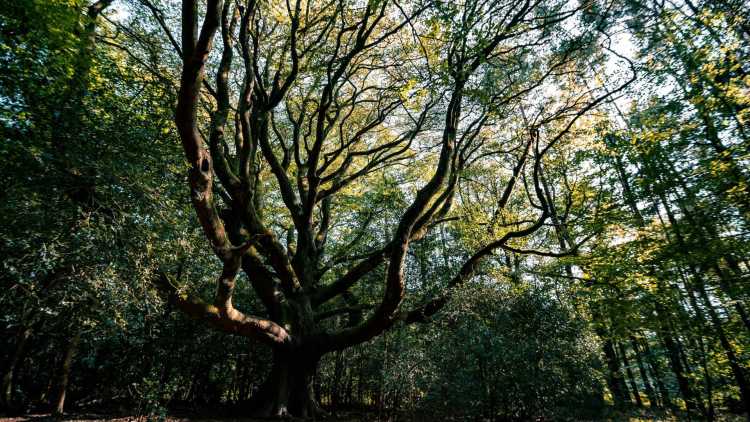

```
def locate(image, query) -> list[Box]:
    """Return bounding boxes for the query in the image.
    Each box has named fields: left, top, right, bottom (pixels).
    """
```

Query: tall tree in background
left=573, top=0, right=750, bottom=416
left=1, top=0, right=189, bottom=414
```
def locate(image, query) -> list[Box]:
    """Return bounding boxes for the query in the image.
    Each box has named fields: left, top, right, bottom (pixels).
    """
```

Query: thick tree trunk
left=251, top=349, right=324, bottom=418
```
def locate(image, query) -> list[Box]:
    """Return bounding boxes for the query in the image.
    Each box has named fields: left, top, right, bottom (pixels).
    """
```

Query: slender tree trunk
left=600, top=335, right=630, bottom=407
left=673, top=332, right=703, bottom=412
left=695, top=101, right=750, bottom=221
left=618, top=342, right=643, bottom=407
left=695, top=335, right=716, bottom=421
left=657, top=193, right=749, bottom=414
left=331, top=350, right=344, bottom=408
left=629, top=336, right=658, bottom=408
left=611, top=153, right=646, bottom=225
left=713, top=263, right=750, bottom=332
left=641, top=336, right=673, bottom=409
left=695, top=282, right=750, bottom=415
left=52, top=329, right=81, bottom=416
left=665, top=180, right=750, bottom=334
left=656, top=304, right=701, bottom=417
left=1, top=326, right=33, bottom=411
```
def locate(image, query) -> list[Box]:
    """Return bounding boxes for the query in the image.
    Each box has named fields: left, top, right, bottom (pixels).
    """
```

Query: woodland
left=0, top=0, right=749, bottom=420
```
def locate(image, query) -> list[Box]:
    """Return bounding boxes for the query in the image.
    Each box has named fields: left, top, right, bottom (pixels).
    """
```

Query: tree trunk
left=695, top=282, right=750, bottom=415
left=1, top=326, right=32, bottom=411
left=660, top=324, right=700, bottom=416
left=251, top=349, right=325, bottom=418
left=653, top=299, right=705, bottom=418
left=712, top=263, right=750, bottom=333
left=331, top=350, right=344, bottom=408
left=601, top=336, right=630, bottom=407
left=641, top=336, right=673, bottom=410
left=52, top=329, right=81, bottom=416
left=695, top=336, right=716, bottom=421
left=618, top=342, right=643, bottom=407
left=629, top=337, right=658, bottom=408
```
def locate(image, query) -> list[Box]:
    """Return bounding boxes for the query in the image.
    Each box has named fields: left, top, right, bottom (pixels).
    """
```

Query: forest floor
left=0, top=411, right=408, bottom=422
left=2, top=409, right=748, bottom=421
left=1, top=417, right=372, bottom=422
left=2, top=417, right=748, bottom=421
left=1, top=414, right=383, bottom=422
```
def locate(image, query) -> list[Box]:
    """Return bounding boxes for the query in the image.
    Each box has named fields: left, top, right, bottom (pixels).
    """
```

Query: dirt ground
left=2, top=411, right=747, bottom=422
left=1, top=412, right=377, bottom=422
left=1, top=416, right=349, bottom=422
left=1, top=416, right=358, bottom=422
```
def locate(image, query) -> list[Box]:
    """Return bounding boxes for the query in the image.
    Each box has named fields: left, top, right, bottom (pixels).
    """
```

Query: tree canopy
left=0, top=0, right=748, bottom=420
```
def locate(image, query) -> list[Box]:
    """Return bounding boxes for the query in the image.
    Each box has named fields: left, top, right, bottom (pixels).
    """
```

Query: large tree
left=157, top=0, right=632, bottom=416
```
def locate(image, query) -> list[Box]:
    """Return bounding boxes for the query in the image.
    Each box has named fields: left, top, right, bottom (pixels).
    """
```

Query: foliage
left=0, top=0, right=748, bottom=420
